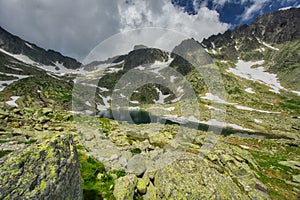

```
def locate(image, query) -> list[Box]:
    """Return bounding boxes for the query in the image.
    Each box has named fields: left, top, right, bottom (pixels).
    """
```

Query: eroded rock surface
left=0, top=135, right=82, bottom=200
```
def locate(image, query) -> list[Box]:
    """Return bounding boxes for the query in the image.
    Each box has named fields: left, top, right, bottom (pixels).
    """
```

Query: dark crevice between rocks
left=149, top=177, right=155, bottom=186
left=29, top=176, right=39, bottom=191
left=136, top=172, right=144, bottom=179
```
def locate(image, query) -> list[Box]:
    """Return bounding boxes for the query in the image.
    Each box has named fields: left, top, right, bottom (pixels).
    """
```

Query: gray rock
left=137, top=177, right=149, bottom=194
left=143, top=182, right=157, bottom=200
left=279, top=161, right=300, bottom=170
left=127, top=154, right=147, bottom=176
left=0, top=135, right=82, bottom=200
left=292, top=174, right=300, bottom=183
left=34, top=124, right=43, bottom=131
left=113, top=174, right=137, bottom=200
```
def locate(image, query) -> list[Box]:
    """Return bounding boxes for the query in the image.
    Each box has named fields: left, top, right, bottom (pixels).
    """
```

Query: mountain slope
left=0, top=7, right=300, bottom=200
left=202, top=8, right=300, bottom=60
left=201, top=8, right=300, bottom=91
left=0, top=26, right=81, bottom=69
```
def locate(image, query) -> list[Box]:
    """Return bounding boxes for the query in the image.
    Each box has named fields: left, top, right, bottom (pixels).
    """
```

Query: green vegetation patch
left=79, top=152, right=125, bottom=200
left=0, top=150, right=13, bottom=158
left=131, top=148, right=142, bottom=154
left=247, top=144, right=300, bottom=199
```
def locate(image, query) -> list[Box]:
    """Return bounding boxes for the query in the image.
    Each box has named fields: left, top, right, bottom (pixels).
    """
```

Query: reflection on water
left=98, top=109, right=272, bottom=139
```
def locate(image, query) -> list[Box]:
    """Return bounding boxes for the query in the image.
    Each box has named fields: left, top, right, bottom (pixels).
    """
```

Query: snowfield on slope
left=227, top=60, right=300, bottom=96
left=5, top=96, right=20, bottom=107
left=0, top=73, right=30, bottom=91
left=0, top=48, right=81, bottom=75
left=227, top=60, right=284, bottom=93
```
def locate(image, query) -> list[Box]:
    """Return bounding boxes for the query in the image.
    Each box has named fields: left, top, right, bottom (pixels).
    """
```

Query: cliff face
left=0, top=135, right=82, bottom=200
left=201, top=8, right=300, bottom=60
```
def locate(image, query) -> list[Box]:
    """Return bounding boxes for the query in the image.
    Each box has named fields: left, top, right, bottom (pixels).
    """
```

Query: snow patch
left=254, top=119, right=262, bottom=123
left=84, top=110, right=93, bottom=115
left=98, top=87, right=110, bottom=92
left=228, top=123, right=252, bottom=131
left=85, top=101, right=92, bottom=107
left=235, top=105, right=280, bottom=114
left=6, top=65, right=23, bottom=71
left=106, top=67, right=123, bottom=73
left=211, top=49, right=217, bottom=54
left=97, top=95, right=111, bottom=111
left=205, top=105, right=224, bottom=111
left=0, top=48, right=36, bottom=65
left=201, top=93, right=227, bottom=104
left=240, top=145, right=250, bottom=149
left=154, top=88, right=170, bottom=104
left=0, top=73, right=30, bottom=91
left=257, top=38, right=279, bottom=51
left=170, top=76, right=177, bottom=83
left=220, top=60, right=228, bottom=63
left=245, top=88, right=255, bottom=94
left=227, top=60, right=284, bottom=93
left=290, top=90, right=300, bottom=96
left=129, top=106, right=140, bottom=111
left=136, top=57, right=174, bottom=78
left=6, top=96, right=20, bottom=107
left=0, top=48, right=83, bottom=76
left=25, top=42, right=34, bottom=49
left=164, top=107, right=175, bottom=111
left=278, top=6, right=292, bottom=11
left=136, top=66, right=146, bottom=70
left=163, top=115, right=252, bottom=131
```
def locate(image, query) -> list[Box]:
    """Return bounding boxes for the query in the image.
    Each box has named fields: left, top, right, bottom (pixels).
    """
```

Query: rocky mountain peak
left=201, top=8, right=300, bottom=60
left=0, top=26, right=81, bottom=69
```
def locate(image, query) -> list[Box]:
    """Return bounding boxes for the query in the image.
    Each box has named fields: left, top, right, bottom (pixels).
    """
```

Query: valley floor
left=0, top=104, right=299, bottom=199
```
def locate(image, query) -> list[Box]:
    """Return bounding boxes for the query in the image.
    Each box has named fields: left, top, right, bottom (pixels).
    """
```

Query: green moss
left=248, top=150, right=300, bottom=199
left=78, top=152, right=115, bottom=200
left=98, top=118, right=115, bottom=135
left=39, top=179, right=47, bottom=190
left=0, top=150, right=13, bottom=158
left=131, top=148, right=142, bottom=154
left=0, top=140, right=12, bottom=143
left=76, top=144, right=88, bottom=151
left=110, top=170, right=126, bottom=178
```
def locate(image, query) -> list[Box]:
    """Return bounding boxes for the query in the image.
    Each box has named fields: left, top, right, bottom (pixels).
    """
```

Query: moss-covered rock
left=113, top=174, right=137, bottom=200
left=136, top=177, right=149, bottom=194
left=0, top=135, right=82, bottom=200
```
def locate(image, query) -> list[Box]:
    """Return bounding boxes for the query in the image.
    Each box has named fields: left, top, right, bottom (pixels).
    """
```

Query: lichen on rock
left=0, top=135, right=82, bottom=200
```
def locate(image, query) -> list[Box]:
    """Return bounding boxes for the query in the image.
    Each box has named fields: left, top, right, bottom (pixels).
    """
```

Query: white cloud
left=241, top=0, right=271, bottom=21
left=207, top=0, right=250, bottom=8
left=118, top=1, right=229, bottom=42
left=0, top=0, right=229, bottom=61
left=240, top=0, right=299, bottom=21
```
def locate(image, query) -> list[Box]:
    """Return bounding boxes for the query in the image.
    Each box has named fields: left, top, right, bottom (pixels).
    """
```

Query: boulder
left=113, top=174, right=137, bottom=200
left=143, top=182, right=157, bottom=200
left=292, top=174, right=300, bottom=183
left=126, top=154, right=147, bottom=176
left=137, top=177, right=149, bottom=194
left=0, top=135, right=82, bottom=200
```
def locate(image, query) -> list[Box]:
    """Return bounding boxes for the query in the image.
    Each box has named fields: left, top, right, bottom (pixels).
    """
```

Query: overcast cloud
left=0, top=0, right=229, bottom=61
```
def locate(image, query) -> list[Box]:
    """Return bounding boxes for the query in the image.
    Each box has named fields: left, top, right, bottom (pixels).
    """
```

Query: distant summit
left=202, top=8, right=300, bottom=60
left=0, top=26, right=81, bottom=69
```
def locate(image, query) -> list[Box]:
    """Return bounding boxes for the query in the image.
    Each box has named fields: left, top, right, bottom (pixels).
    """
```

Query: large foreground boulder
left=0, top=135, right=82, bottom=200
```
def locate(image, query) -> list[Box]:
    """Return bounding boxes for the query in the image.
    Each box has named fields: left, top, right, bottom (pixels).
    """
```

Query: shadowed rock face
left=0, top=26, right=81, bottom=69
left=0, top=135, right=82, bottom=200
left=201, top=8, right=300, bottom=60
